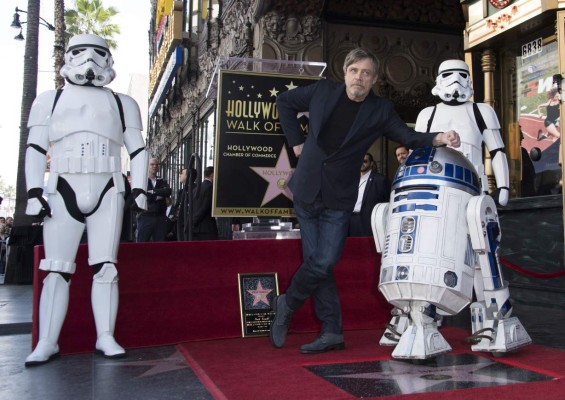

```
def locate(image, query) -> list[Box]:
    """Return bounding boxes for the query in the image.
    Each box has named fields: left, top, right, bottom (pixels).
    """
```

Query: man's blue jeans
left=286, top=196, right=351, bottom=334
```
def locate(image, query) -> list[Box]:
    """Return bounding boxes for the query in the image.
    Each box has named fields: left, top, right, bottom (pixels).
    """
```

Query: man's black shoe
left=300, top=333, right=345, bottom=354
left=269, top=294, right=293, bottom=349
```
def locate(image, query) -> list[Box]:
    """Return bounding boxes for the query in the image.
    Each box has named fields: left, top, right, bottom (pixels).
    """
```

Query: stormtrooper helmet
left=432, top=60, right=473, bottom=104
left=60, top=34, right=115, bottom=87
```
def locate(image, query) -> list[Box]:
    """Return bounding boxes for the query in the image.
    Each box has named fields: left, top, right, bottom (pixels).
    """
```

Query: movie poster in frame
left=213, top=70, right=321, bottom=217
left=238, top=272, right=279, bottom=337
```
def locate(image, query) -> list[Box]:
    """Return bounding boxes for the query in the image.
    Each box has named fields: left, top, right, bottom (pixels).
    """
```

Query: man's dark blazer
left=349, top=171, right=390, bottom=237
left=139, top=178, right=171, bottom=216
left=277, top=79, right=437, bottom=211
left=192, top=179, right=218, bottom=240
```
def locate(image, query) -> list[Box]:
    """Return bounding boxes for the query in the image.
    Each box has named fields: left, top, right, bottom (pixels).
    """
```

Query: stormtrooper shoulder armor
left=28, top=90, right=58, bottom=128
left=475, top=103, right=501, bottom=130
left=116, top=93, right=143, bottom=131
left=414, top=106, right=435, bottom=132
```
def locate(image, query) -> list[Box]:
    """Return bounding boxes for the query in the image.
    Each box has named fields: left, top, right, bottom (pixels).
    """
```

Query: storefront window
left=516, top=40, right=562, bottom=197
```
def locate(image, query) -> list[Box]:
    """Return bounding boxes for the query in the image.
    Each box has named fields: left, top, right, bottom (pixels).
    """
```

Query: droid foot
left=391, top=323, right=452, bottom=359
left=468, top=316, right=531, bottom=354
left=469, top=301, right=531, bottom=354
left=389, top=302, right=452, bottom=359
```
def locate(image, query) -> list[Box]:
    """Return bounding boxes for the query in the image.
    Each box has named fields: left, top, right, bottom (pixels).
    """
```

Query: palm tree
left=64, top=0, right=120, bottom=49
left=54, top=0, right=66, bottom=89
left=13, top=0, right=41, bottom=226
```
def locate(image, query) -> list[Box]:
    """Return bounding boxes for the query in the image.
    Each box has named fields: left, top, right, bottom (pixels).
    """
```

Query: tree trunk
left=54, top=0, right=66, bottom=89
left=14, top=0, right=41, bottom=227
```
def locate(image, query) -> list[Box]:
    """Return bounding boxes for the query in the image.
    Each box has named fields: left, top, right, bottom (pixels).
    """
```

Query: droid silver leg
left=379, top=307, right=410, bottom=346
left=466, top=195, right=531, bottom=353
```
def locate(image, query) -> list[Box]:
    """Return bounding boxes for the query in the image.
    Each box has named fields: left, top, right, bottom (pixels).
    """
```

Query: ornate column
left=481, top=49, right=496, bottom=191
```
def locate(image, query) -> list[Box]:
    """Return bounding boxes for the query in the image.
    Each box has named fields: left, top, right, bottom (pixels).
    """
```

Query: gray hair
left=343, top=48, right=378, bottom=75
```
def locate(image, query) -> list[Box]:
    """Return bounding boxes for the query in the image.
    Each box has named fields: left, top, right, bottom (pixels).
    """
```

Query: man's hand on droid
left=25, top=188, right=52, bottom=219
left=126, top=188, right=148, bottom=211
left=434, top=130, right=461, bottom=148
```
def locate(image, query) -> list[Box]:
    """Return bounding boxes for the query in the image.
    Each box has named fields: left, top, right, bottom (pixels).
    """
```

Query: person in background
left=395, top=144, right=410, bottom=164
left=0, top=222, right=8, bottom=276
left=5, top=217, right=13, bottom=236
left=271, top=47, right=461, bottom=354
left=192, top=166, right=218, bottom=241
left=537, top=88, right=561, bottom=141
left=136, top=158, right=172, bottom=242
left=348, top=153, right=390, bottom=237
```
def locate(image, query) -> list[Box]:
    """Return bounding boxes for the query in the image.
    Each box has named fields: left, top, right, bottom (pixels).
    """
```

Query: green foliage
left=64, top=0, right=120, bottom=49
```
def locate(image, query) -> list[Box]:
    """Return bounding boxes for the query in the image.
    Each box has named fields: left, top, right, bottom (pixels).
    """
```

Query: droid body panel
left=377, top=146, right=479, bottom=316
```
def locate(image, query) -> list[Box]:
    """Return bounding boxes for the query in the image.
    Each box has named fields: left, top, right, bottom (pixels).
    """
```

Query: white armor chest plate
left=49, top=85, right=124, bottom=145
left=427, top=103, right=483, bottom=170
left=47, top=85, right=123, bottom=174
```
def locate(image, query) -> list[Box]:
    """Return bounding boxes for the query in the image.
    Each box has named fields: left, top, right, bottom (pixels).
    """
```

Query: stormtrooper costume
left=24, top=34, right=148, bottom=366
left=372, top=60, right=530, bottom=359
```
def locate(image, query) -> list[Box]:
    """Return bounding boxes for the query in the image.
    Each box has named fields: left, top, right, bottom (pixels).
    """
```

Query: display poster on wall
left=517, top=40, right=562, bottom=196
left=212, top=70, right=320, bottom=217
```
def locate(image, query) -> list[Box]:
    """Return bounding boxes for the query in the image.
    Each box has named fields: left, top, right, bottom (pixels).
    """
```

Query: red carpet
left=32, top=237, right=390, bottom=354
left=178, top=327, right=565, bottom=400
left=31, top=238, right=565, bottom=399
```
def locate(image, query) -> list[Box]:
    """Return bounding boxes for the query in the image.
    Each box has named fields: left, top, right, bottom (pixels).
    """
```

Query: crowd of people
left=136, top=162, right=219, bottom=243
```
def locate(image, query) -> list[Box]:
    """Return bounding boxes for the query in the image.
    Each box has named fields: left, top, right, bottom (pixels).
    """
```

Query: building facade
left=460, top=0, right=565, bottom=301
left=147, top=0, right=466, bottom=196
left=146, top=0, right=565, bottom=275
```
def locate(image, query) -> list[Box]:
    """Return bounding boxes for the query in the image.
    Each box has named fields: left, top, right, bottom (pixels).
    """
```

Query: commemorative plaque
left=238, top=272, right=279, bottom=337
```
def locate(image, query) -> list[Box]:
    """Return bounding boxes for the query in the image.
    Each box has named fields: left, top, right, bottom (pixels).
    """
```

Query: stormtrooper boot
left=92, top=263, right=125, bottom=358
left=25, top=273, right=70, bottom=367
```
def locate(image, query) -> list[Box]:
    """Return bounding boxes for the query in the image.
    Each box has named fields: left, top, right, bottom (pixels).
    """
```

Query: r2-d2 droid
left=371, top=146, right=531, bottom=359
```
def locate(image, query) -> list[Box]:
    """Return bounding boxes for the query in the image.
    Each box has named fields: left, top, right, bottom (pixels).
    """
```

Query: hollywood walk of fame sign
left=238, top=272, right=279, bottom=337
left=212, top=70, right=321, bottom=217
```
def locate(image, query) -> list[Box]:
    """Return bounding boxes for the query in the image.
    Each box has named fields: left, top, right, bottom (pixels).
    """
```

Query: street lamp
left=10, top=7, right=54, bottom=41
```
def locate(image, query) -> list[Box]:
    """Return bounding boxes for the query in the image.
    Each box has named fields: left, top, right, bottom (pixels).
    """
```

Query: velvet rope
left=499, top=256, right=565, bottom=279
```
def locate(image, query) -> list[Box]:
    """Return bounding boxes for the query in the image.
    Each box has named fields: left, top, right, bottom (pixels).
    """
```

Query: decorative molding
left=485, top=5, right=518, bottom=31
left=325, top=0, right=464, bottom=30
left=488, top=0, right=513, bottom=9
left=465, top=0, right=547, bottom=50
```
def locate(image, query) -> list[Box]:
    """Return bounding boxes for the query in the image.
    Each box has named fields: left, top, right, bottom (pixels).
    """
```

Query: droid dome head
left=432, top=60, right=473, bottom=105
left=60, top=34, right=115, bottom=87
